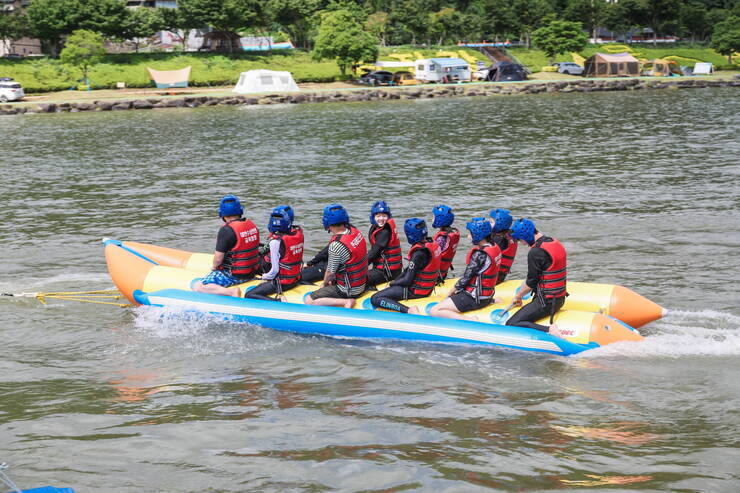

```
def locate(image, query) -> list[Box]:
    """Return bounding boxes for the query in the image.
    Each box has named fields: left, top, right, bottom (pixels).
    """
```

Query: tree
left=428, top=7, right=466, bottom=45
left=312, top=9, right=379, bottom=76
left=265, top=0, right=323, bottom=49
left=26, top=0, right=79, bottom=56
left=366, top=11, right=390, bottom=46
left=532, top=19, right=588, bottom=61
left=564, top=0, right=607, bottom=40
left=119, top=7, right=160, bottom=52
left=679, top=3, right=710, bottom=42
left=0, top=12, right=29, bottom=55
left=178, top=0, right=263, bottom=51
left=710, top=15, right=740, bottom=63
left=59, top=29, right=106, bottom=86
left=643, top=0, right=681, bottom=46
left=513, top=0, right=555, bottom=48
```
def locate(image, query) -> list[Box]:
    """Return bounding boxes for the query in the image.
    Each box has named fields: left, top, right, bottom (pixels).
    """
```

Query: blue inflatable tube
left=134, top=289, right=596, bottom=356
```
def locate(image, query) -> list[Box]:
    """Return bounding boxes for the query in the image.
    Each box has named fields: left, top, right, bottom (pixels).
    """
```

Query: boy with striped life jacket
left=430, top=218, right=502, bottom=321
left=431, top=205, right=460, bottom=281
left=505, top=218, right=567, bottom=337
left=489, top=208, right=518, bottom=284
left=305, top=204, right=369, bottom=309
left=193, top=194, right=260, bottom=297
left=366, top=201, right=403, bottom=287
left=370, top=218, right=442, bottom=315
left=245, top=207, right=304, bottom=302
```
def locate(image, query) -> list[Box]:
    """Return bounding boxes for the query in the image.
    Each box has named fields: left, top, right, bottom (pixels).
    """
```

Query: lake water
left=1, top=88, right=739, bottom=492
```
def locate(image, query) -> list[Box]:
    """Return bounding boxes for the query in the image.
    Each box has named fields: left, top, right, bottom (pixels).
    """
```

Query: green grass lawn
left=0, top=44, right=734, bottom=93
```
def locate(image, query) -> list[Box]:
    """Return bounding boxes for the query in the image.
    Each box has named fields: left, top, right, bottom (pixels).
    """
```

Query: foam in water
left=130, top=305, right=298, bottom=355
left=578, top=308, right=740, bottom=358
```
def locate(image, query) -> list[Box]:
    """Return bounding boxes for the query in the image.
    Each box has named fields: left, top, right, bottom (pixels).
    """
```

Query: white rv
left=414, top=58, right=471, bottom=83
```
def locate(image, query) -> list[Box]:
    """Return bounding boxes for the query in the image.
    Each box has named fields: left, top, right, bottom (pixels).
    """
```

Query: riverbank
left=2, top=74, right=738, bottom=116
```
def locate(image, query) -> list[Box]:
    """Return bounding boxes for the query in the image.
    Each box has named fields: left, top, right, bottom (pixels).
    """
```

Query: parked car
left=552, top=62, right=584, bottom=75
left=2, top=53, right=23, bottom=59
left=0, top=79, right=24, bottom=102
left=358, top=70, right=394, bottom=86
left=392, top=71, right=418, bottom=86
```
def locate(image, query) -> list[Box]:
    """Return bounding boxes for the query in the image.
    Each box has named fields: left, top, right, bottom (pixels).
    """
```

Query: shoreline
left=2, top=75, right=738, bottom=116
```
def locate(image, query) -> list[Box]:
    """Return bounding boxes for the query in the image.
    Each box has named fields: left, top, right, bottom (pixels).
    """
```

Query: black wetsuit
left=505, top=237, right=565, bottom=332
left=370, top=246, right=431, bottom=313
left=300, top=245, right=328, bottom=283
left=367, top=226, right=401, bottom=287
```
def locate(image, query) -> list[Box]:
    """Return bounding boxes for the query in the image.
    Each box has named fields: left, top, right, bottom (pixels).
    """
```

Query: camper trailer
left=414, top=58, right=471, bottom=83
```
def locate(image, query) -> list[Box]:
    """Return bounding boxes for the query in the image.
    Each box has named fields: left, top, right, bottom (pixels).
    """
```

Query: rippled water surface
left=1, top=88, right=739, bottom=492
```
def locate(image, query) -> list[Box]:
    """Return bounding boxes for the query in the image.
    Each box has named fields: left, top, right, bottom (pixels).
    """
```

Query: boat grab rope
left=0, top=289, right=133, bottom=308
left=0, top=462, right=21, bottom=493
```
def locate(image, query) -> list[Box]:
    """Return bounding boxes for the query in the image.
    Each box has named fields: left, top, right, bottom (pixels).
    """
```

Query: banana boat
left=103, top=239, right=660, bottom=355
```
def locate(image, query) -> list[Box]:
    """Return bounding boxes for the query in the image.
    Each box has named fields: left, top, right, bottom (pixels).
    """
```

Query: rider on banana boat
left=194, top=194, right=260, bottom=297
left=245, top=207, right=304, bottom=302
left=488, top=208, right=518, bottom=284
left=506, top=218, right=567, bottom=337
left=305, top=204, right=369, bottom=309
left=430, top=218, right=501, bottom=321
left=370, top=218, right=442, bottom=315
left=431, top=204, right=460, bottom=281
left=366, top=201, right=403, bottom=288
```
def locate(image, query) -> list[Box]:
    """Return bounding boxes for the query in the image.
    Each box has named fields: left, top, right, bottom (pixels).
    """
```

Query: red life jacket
left=433, top=227, right=460, bottom=280
left=222, top=218, right=260, bottom=277
left=536, top=237, right=567, bottom=299
left=407, top=240, right=442, bottom=297
left=463, top=243, right=501, bottom=300
left=369, top=219, right=402, bottom=274
left=495, top=232, right=518, bottom=284
left=331, top=226, right=368, bottom=290
left=269, top=227, right=304, bottom=285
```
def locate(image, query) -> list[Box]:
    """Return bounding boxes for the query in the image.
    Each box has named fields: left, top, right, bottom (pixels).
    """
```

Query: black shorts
left=309, top=284, right=363, bottom=300
left=450, top=291, right=492, bottom=313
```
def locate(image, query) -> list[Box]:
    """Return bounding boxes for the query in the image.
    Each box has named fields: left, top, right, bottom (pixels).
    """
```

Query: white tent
left=233, top=69, right=300, bottom=94
left=693, top=62, right=714, bottom=75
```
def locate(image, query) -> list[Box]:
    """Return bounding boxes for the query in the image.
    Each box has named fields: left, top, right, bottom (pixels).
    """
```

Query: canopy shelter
left=147, top=66, right=191, bottom=89
left=233, top=69, right=300, bottom=94
left=583, top=52, right=641, bottom=77
left=486, top=61, right=527, bottom=82
left=643, top=59, right=682, bottom=76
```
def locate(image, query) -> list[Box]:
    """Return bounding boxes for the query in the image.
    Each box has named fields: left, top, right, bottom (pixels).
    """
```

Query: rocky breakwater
left=2, top=77, right=738, bottom=116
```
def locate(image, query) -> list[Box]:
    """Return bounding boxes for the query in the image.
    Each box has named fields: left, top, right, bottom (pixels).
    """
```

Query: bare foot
left=343, top=299, right=355, bottom=309
left=230, top=287, right=241, bottom=297
left=548, top=324, right=562, bottom=337
left=279, top=295, right=288, bottom=303
left=407, top=306, right=420, bottom=315
left=464, top=314, right=480, bottom=322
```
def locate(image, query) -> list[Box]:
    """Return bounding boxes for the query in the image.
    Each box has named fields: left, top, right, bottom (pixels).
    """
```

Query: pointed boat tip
left=661, top=307, right=669, bottom=317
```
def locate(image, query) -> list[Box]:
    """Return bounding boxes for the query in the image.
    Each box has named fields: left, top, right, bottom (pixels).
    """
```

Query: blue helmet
left=490, top=208, right=513, bottom=232
left=404, top=218, right=428, bottom=245
left=322, top=203, right=350, bottom=230
left=466, top=218, right=492, bottom=244
left=369, top=200, right=392, bottom=226
left=511, top=218, right=536, bottom=245
left=268, top=208, right=292, bottom=233
left=218, top=194, right=243, bottom=218
left=274, top=204, right=294, bottom=222
left=432, top=204, right=454, bottom=228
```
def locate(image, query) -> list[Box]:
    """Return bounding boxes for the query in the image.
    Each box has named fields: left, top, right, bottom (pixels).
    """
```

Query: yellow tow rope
left=1, top=289, right=133, bottom=307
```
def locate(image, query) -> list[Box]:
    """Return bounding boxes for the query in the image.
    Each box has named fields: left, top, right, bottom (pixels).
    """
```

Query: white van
left=0, top=79, right=25, bottom=102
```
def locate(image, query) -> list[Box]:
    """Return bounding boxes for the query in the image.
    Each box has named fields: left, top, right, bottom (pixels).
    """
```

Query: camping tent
left=693, top=62, right=714, bottom=75
left=147, top=66, right=191, bottom=88
left=643, top=59, right=682, bottom=76
left=583, top=52, right=641, bottom=77
left=485, top=61, right=527, bottom=82
left=233, top=69, right=300, bottom=94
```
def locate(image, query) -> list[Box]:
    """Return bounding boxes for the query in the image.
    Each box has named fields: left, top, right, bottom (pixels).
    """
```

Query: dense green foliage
left=2, top=0, right=738, bottom=54
left=59, top=29, right=106, bottom=81
left=312, top=9, right=379, bottom=74
left=710, top=15, right=740, bottom=62
left=532, top=20, right=589, bottom=60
